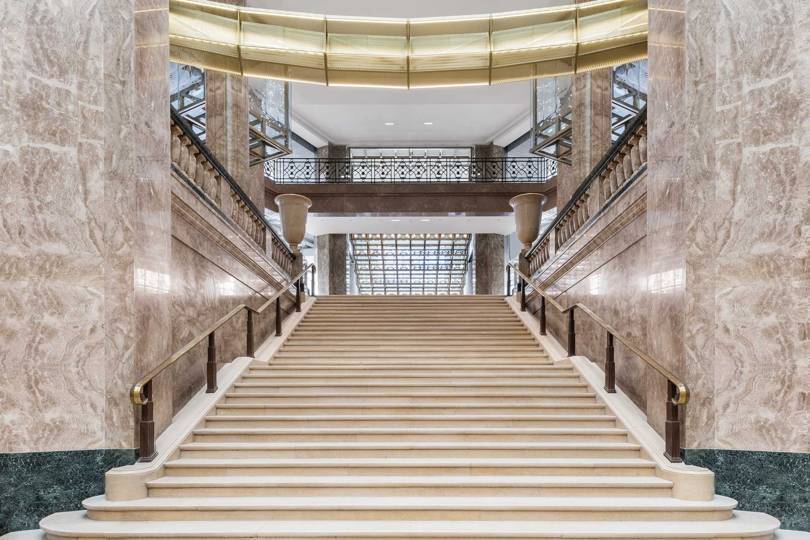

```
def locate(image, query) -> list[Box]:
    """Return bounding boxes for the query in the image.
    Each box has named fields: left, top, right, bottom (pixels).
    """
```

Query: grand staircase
left=39, top=296, right=782, bottom=538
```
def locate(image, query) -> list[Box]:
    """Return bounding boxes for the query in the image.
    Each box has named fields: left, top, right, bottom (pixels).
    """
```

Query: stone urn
left=274, top=193, right=312, bottom=254
left=509, top=193, right=546, bottom=250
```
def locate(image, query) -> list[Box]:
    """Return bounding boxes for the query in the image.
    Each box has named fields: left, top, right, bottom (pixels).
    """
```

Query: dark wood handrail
left=526, top=107, right=647, bottom=259
left=507, top=262, right=688, bottom=462
left=131, top=263, right=316, bottom=462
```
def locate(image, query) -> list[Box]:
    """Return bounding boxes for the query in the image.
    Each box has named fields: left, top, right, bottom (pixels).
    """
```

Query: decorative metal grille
left=350, top=234, right=471, bottom=295
left=266, top=157, right=555, bottom=183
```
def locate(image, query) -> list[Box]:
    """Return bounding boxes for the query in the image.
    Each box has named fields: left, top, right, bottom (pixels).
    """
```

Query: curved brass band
left=131, top=383, right=146, bottom=406
left=672, top=383, right=689, bottom=406
left=169, top=0, right=647, bottom=88
left=509, top=263, right=690, bottom=405
left=129, top=264, right=314, bottom=407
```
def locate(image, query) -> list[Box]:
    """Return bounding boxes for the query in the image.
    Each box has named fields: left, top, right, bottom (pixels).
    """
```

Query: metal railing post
left=275, top=297, right=282, bottom=336
left=206, top=332, right=217, bottom=393
left=520, top=277, right=527, bottom=311
left=567, top=309, right=576, bottom=356
left=246, top=310, right=255, bottom=357
left=605, top=332, right=615, bottom=393
left=539, top=296, right=546, bottom=335
left=295, top=279, right=301, bottom=312
left=506, top=266, right=511, bottom=296
left=310, top=265, right=316, bottom=296
left=665, top=381, right=683, bottom=462
left=138, top=382, right=156, bottom=462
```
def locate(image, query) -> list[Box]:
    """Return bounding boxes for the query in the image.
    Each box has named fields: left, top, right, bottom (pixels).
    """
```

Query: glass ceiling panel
left=350, top=233, right=471, bottom=295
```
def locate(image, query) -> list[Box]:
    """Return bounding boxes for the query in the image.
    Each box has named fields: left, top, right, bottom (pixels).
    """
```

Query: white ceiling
left=246, top=0, right=564, bottom=148
left=291, top=83, right=530, bottom=147
left=306, top=210, right=557, bottom=236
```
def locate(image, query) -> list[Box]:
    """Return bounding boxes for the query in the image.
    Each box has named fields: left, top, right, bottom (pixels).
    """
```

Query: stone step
left=213, top=403, right=606, bottom=416
left=267, top=358, right=555, bottom=366
left=221, top=393, right=600, bottom=405
left=237, top=376, right=583, bottom=386
left=81, top=495, right=737, bottom=522
left=191, top=426, right=628, bottom=443
left=229, top=383, right=590, bottom=394
left=177, top=441, right=641, bottom=459
left=244, top=366, right=571, bottom=376
left=146, top=474, right=671, bottom=497
left=202, top=414, right=619, bottom=429
left=162, top=456, right=657, bottom=478
left=271, top=351, right=549, bottom=359
left=38, top=510, right=784, bottom=539
left=279, top=345, right=542, bottom=352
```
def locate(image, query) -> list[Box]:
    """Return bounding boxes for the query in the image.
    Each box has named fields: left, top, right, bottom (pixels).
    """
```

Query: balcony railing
left=265, top=157, right=557, bottom=184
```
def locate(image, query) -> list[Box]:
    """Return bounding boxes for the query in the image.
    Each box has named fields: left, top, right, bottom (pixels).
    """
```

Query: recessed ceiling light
left=391, top=219, right=401, bottom=222
left=420, top=218, right=431, bottom=222
left=423, top=122, right=433, bottom=125
left=384, top=122, right=395, bottom=126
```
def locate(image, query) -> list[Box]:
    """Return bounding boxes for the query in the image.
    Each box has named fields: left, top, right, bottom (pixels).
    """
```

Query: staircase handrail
left=507, top=262, right=688, bottom=462
left=130, top=263, right=316, bottom=462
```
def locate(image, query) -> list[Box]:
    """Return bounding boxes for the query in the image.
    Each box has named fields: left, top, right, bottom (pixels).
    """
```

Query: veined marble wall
left=648, top=0, right=810, bottom=452
left=0, top=0, right=171, bottom=453
left=535, top=1, right=809, bottom=454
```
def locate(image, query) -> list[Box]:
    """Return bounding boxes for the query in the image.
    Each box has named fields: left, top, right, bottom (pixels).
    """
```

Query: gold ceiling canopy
left=169, top=0, right=647, bottom=88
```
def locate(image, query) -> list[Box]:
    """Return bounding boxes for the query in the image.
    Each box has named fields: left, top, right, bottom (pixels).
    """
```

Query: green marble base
left=0, top=448, right=137, bottom=535
left=684, top=448, right=809, bottom=532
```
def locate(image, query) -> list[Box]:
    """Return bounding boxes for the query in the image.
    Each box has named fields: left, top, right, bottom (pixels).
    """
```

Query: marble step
left=37, top=510, right=784, bottom=538
left=278, top=345, right=542, bottom=352
left=290, top=330, right=533, bottom=337
left=162, top=456, right=658, bottom=477
left=237, top=376, right=583, bottom=385
left=267, top=358, right=554, bottom=366
left=271, top=351, right=549, bottom=359
left=202, top=413, right=619, bottom=429
left=243, top=366, right=572, bottom=376
left=213, top=402, right=607, bottom=416
left=228, top=383, right=591, bottom=394
left=176, top=441, right=641, bottom=459
left=221, top=393, right=600, bottom=405
left=191, top=427, right=629, bottom=443
left=81, top=495, right=737, bottom=522
left=146, top=474, right=671, bottom=497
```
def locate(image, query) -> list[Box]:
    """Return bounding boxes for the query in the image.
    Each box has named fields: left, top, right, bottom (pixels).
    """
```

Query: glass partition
left=247, top=78, right=292, bottom=164
left=169, top=62, right=206, bottom=139
left=531, top=75, right=573, bottom=164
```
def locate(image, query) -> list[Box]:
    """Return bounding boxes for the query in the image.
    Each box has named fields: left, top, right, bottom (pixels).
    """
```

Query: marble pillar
left=316, top=234, right=348, bottom=295
left=474, top=234, right=505, bottom=295
left=472, top=144, right=506, bottom=160
left=0, top=0, right=171, bottom=452
left=646, top=0, right=810, bottom=452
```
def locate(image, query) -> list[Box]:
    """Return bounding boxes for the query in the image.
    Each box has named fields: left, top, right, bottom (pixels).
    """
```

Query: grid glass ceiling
left=350, top=234, right=471, bottom=295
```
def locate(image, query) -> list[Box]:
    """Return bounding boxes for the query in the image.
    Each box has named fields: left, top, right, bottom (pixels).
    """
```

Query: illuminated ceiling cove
left=169, top=0, right=648, bottom=88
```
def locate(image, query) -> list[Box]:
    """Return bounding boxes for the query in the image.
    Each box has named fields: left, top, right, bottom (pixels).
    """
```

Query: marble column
left=472, top=143, right=506, bottom=160
left=474, top=234, right=505, bottom=295
left=0, top=0, right=171, bottom=452
left=558, top=68, right=613, bottom=206
left=316, top=234, right=348, bottom=295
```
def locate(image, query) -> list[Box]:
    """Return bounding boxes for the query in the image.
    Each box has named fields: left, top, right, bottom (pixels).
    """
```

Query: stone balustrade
left=526, top=111, right=648, bottom=274
left=170, top=114, right=295, bottom=276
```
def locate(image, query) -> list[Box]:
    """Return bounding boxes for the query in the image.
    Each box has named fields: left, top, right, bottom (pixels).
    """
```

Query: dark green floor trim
left=684, top=448, right=809, bottom=532
left=0, top=448, right=137, bottom=535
